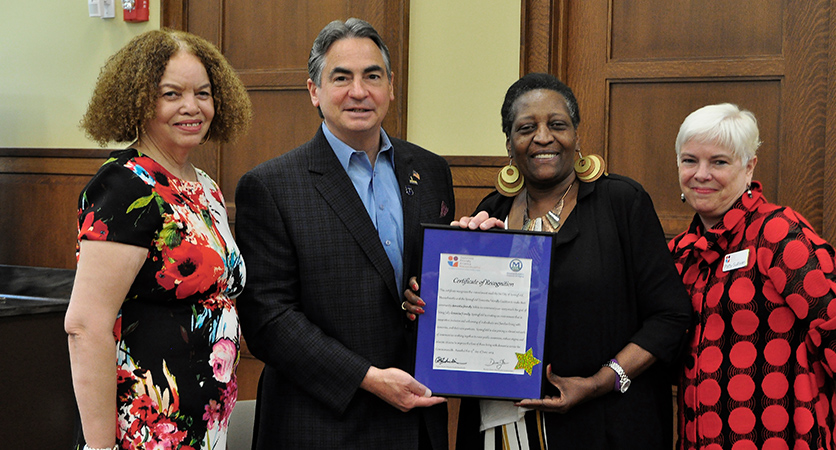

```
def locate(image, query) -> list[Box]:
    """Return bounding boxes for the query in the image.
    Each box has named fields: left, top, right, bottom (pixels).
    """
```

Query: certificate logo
left=509, top=259, right=523, bottom=272
left=447, top=255, right=459, bottom=267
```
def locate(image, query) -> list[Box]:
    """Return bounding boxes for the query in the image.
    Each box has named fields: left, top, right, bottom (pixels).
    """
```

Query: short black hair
left=500, top=73, right=580, bottom=137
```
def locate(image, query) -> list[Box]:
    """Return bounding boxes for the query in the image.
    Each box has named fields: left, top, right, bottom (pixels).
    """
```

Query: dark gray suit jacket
left=235, top=127, right=454, bottom=449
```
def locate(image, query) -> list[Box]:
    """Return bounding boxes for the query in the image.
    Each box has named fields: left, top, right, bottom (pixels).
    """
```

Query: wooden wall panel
left=446, top=156, right=506, bottom=218
left=523, top=0, right=836, bottom=242
left=0, top=174, right=85, bottom=269
left=223, top=1, right=348, bottom=70
left=608, top=80, right=781, bottom=237
left=187, top=0, right=221, bottom=44
left=825, top=6, right=836, bottom=243
left=0, top=149, right=109, bottom=269
left=779, top=0, right=830, bottom=234
left=219, top=90, right=323, bottom=197
left=611, top=1, right=783, bottom=60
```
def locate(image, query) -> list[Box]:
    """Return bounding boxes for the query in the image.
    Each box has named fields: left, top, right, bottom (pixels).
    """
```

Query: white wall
left=0, top=1, right=519, bottom=156
left=407, top=0, right=520, bottom=156
left=0, top=1, right=160, bottom=148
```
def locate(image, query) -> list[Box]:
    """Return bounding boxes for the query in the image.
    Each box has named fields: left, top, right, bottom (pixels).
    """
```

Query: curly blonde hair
left=81, top=29, right=252, bottom=146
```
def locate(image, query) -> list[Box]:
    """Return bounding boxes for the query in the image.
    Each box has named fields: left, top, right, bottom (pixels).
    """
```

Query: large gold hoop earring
left=574, top=149, right=607, bottom=182
left=495, top=162, right=525, bottom=197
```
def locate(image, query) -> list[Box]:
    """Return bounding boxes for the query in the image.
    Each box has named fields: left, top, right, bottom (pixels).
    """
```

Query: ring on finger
left=401, top=301, right=407, bottom=311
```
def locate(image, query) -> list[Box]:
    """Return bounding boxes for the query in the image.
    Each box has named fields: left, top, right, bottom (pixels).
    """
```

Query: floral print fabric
left=669, top=181, right=836, bottom=450
left=76, top=149, right=245, bottom=450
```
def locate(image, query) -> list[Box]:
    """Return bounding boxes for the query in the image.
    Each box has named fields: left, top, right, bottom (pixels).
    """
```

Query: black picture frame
left=414, top=224, right=553, bottom=400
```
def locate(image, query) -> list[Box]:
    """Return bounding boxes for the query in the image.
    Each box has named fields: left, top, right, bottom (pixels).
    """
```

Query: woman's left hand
left=518, top=344, right=656, bottom=413
left=515, top=365, right=602, bottom=414
left=451, top=211, right=505, bottom=230
left=402, top=277, right=425, bottom=321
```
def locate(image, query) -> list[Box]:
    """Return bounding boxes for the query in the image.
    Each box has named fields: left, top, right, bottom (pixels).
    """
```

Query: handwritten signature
left=435, top=357, right=464, bottom=365
left=486, top=358, right=508, bottom=370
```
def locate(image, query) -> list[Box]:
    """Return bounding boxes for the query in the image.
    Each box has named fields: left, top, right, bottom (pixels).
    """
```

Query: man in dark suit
left=235, top=18, right=454, bottom=449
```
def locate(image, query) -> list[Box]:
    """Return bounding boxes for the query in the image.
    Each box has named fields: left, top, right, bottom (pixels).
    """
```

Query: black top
left=460, top=174, right=692, bottom=449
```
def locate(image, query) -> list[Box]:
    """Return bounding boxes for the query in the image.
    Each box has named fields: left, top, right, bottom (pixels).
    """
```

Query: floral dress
left=76, top=148, right=245, bottom=450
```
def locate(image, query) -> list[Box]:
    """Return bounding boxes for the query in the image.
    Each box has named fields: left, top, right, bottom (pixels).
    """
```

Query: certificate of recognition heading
left=433, top=253, right=532, bottom=375
left=415, top=225, right=553, bottom=400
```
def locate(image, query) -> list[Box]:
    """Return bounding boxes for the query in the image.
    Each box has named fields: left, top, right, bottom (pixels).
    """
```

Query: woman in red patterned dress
left=670, top=103, right=836, bottom=449
left=65, top=30, right=251, bottom=450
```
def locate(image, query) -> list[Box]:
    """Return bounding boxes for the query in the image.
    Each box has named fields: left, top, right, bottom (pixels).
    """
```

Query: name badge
left=722, top=249, right=749, bottom=272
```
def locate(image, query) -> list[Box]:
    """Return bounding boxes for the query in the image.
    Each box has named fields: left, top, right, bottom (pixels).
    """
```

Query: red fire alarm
left=123, top=0, right=149, bottom=22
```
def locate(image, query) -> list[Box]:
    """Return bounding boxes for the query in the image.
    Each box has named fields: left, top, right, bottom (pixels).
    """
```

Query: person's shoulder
left=760, top=202, right=817, bottom=233
left=585, top=174, right=662, bottom=220
left=95, top=148, right=138, bottom=172
left=668, top=229, right=687, bottom=245
left=104, top=148, right=138, bottom=164
left=596, top=173, right=646, bottom=193
left=745, top=202, right=833, bottom=252
left=591, top=173, right=650, bottom=201
left=81, top=149, right=155, bottom=207
left=89, top=148, right=150, bottom=186
left=476, top=191, right=511, bottom=212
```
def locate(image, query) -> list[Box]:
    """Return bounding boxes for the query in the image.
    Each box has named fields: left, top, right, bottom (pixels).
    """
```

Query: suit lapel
left=307, top=130, right=400, bottom=301
left=394, top=145, right=420, bottom=280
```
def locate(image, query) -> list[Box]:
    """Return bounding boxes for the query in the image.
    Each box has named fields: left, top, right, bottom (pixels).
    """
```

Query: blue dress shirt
left=322, top=123, right=405, bottom=295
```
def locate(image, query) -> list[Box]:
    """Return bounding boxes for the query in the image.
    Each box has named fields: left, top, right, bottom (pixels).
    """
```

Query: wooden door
left=522, top=0, right=836, bottom=241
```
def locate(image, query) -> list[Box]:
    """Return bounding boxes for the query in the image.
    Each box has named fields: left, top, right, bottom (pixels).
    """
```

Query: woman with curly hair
left=65, top=29, right=252, bottom=450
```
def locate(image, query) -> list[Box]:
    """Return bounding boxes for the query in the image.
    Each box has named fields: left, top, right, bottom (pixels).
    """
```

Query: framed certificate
left=414, top=224, right=553, bottom=400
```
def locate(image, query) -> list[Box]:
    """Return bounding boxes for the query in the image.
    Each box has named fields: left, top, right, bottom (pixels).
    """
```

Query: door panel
left=219, top=90, right=322, bottom=199
left=608, top=80, right=781, bottom=234
left=224, top=1, right=350, bottom=70
left=523, top=0, right=835, bottom=241
left=611, top=1, right=783, bottom=60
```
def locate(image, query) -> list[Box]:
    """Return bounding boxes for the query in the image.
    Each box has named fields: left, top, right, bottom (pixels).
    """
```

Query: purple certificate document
left=414, top=225, right=553, bottom=400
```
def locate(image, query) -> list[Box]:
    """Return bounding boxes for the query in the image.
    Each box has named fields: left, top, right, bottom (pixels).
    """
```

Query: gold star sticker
left=515, top=348, right=541, bottom=375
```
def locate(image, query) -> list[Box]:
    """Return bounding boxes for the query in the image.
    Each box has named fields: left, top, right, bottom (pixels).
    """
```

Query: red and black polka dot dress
left=669, top=181, right=836, bottom=450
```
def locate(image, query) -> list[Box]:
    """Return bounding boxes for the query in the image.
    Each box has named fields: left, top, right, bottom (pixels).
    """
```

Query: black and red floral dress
left=669, top=181, right=836, bottom=450
left=76, top=148, right=245, bottom=450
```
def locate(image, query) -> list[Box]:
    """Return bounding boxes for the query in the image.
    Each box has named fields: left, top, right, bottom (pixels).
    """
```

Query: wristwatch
left=603, top=358, right=631, bottom=393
